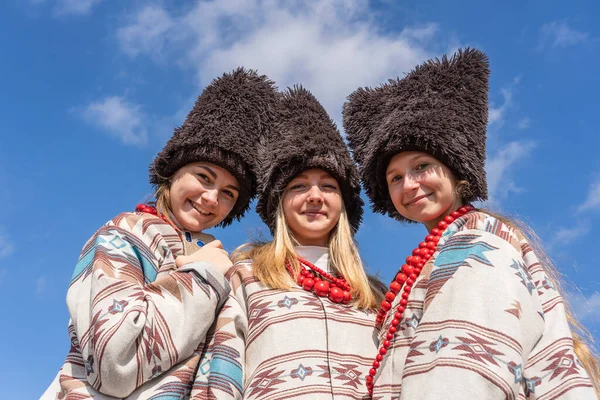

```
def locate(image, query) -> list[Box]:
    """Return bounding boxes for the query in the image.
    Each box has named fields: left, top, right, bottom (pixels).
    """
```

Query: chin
left=182, top=217, right=209, bottom=232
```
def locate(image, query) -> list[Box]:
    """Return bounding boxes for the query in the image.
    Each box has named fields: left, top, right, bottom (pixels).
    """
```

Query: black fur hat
left=149, top=67, right=278, bottom=226
left=343, top=47, right=490, bottom=222
left=256, top=85, right=364, bottom=233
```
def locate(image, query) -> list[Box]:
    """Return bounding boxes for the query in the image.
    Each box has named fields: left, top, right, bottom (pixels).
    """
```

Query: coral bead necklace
left=286, top=256, right=353, bottom=304
left=135, top=203, right=169, bottom=223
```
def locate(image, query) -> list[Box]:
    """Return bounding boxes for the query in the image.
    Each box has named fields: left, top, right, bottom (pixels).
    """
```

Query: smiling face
left=282, top=168, right=343, bottom=246
left=386, top=151, right=463, bottom=230
left=168, top=162, right=240, bottom=232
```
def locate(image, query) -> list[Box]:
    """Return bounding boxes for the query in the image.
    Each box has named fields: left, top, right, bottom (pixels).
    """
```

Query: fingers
left=216, top=249, right=232, bottom=261
left=205, top=240, right=223, bottom=249
left=175, top=255, right=188, bottom=268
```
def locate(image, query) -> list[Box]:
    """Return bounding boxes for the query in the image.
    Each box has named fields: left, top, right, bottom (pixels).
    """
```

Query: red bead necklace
left=366, top=205, right=474, bottom=396
left=286, top=256, right=353, bottom=304
left=135, top=203, right=170, bottom=225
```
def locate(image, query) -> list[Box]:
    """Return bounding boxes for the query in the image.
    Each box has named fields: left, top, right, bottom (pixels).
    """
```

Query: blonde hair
left=234, top=198, right=382, bottom=309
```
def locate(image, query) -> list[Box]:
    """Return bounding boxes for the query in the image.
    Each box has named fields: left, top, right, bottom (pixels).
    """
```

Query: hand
left=175, top=240, right=233, bottom=275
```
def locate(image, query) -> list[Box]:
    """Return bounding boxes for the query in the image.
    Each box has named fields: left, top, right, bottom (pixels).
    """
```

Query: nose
left=402, top=174, right=420, bottom=191
left=306, top=185, right=324, bottom=204
left=201, top=188, right=219, bottom=207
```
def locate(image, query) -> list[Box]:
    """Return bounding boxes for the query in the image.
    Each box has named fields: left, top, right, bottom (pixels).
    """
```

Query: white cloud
left=551, top=180, right=598, bottom=249
left=116, top=0, right=443, bottom=120
left=552, top=223, right=591, bottom=245
left=539, top=21, right=589, bottom=49
left=400, top=23, right=439, bottom=42
left=0, top=229, right=14, bottom=259
left=80, top=96, right=148, bottom=146
left=571, top=292, right=600, bottom=323
left=517, top=117, right=530, bottom=130
left=55, top=0, right=103, bottom=16
left=36, top=276, right=46, bottom=295
left=117, top=6, right=175, bottom=59
left=488, top=77, right=520, bottom=129
left=485, top=140, right=536, bottom=202
left=578, top=181, right=600, bottom=212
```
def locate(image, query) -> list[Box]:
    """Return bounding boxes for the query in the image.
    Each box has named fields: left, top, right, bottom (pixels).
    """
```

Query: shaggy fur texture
left=149, top=67, right=279, bottom=226
left=256, top=85, right=363, bottom=233
left=343, top=47, right=490, bottom=222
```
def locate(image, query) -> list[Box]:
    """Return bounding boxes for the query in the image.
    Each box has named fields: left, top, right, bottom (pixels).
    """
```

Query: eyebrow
left=198, top=165, right=240, bottom=193
left=225, top=184, right=240, bottom=193
left=386, top=168, right=397, bottom=176
left=386, top=154, right=431, bottom=175
left=197, top=165, right=217, bottom=179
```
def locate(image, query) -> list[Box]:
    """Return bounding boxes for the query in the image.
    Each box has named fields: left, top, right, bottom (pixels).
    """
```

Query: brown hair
left=233, top=198, right=384, bottom=309
left=146, top=180, right=177, bottom=227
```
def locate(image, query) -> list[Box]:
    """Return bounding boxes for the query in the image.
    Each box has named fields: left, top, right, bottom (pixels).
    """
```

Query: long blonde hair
left=478, top=208, right=600, bottom=395
left=234, top=198, right=382, bottom=309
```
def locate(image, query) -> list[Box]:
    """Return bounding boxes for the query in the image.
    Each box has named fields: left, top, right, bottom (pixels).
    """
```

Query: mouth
left=302, top=210, right=326, bottom=217
left=405, top=193, right=431, bottom=207
left=189, top=200, right=213, bottom=217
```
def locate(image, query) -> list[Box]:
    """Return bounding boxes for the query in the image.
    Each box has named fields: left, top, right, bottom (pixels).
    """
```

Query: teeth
left=190, top=201, right=211, bottom=216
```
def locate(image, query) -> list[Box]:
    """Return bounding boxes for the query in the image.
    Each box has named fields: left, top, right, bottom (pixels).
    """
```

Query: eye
left=389, top=174, right=402, bottom=183
left=197, top=173, right=211, bottom=183
left=322, top=183, right=338, bottom=190
left=222, top=189, right=236, bottom=199
left=289, top=183, right=306, bottom=190
left=415, top=163, right=429, bottom=171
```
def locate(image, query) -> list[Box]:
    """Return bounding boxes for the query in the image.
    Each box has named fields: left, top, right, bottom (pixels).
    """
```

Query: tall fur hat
left=343, top=47, right=490, bottom=222
left=149, top=67, right=278, bottom=227
left=256, top=85, right=364, bottom=233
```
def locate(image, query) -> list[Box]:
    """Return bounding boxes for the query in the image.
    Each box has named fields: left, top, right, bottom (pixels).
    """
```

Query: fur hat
left=343, top=47, right=490, bottom=222
left=149, top=67, right=278, bottom=226
left=256, top=85, right=364, bottom=233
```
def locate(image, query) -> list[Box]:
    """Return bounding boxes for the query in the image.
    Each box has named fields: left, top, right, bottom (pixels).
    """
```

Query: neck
left=161, top=207, right=186, bottom=232
left=295, top=234, right=330, bottom=247
left=294, top=245, right=330, bottom=272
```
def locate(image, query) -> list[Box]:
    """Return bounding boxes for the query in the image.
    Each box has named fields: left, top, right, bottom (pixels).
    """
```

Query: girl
left=41, top=68, right=279, bottom=399
left=191, top=86, right=384, bottom=399
left=343, top=48, right=599, bottom=399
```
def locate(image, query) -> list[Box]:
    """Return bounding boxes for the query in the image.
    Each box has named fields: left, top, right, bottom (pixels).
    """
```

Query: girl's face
left=282, top=168, right=343, bottom=247
left=386, top=151, right=462, bottom=231
left=169, top=162, right=240, bottom=232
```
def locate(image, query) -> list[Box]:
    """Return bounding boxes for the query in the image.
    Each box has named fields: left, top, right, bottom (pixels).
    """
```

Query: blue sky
left=1, top=0, right=599, bottom=398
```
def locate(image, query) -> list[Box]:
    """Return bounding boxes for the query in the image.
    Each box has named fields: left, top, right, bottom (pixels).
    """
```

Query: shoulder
left=430, top=211, right=531, bottom=283
left=229, top=259, right=255, bottom=278
left=109, top=211, right=173, bottom=230
left=227, top=259, right=259, bottom=292
left=426, top=212, right=542, bottom=310
left=104, top=212, right=177, bottom=238
left=90, top=212, right=180, bottom=254
left=441, top=211, right=524, bottom=253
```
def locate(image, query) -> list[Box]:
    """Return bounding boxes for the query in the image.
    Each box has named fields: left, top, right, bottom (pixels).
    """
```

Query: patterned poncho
left=41, top=212, right=229, bottom=399
left=373, top=211, right=596, bottom=399
left=190, top=246, right=380, bottom=399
